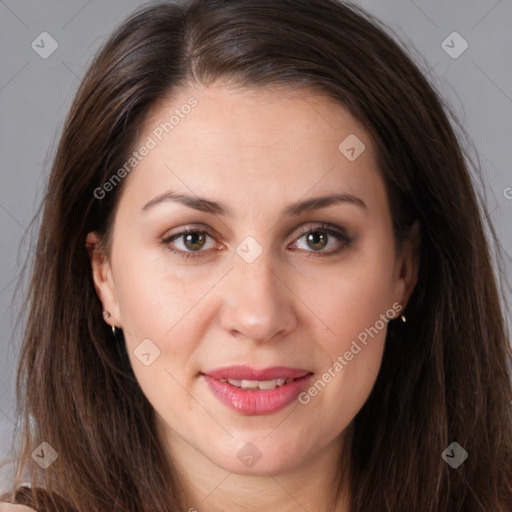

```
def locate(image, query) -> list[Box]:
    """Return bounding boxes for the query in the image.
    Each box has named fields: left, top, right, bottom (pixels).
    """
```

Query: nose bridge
left=220, top=235, right=296, bottom=342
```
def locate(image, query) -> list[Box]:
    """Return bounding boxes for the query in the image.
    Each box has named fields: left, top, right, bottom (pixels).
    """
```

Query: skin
left=0, top=506, right=37, bottom=512
left=86, top=83, right=419, bottom=512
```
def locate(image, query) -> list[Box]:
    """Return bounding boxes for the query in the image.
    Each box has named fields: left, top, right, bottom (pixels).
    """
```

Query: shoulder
left=0, top=504, right=38, bottom=512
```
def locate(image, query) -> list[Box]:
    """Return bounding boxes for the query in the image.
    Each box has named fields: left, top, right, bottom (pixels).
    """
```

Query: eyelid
left=293, top=221, right=348, bottom=238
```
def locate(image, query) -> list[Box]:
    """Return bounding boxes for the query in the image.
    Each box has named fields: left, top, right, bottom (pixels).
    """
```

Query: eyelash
left=162, top=223, right=351, bottom=260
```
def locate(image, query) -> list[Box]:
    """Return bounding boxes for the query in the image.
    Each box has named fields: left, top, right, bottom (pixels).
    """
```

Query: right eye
left=162, top=227, right=222, bottom=259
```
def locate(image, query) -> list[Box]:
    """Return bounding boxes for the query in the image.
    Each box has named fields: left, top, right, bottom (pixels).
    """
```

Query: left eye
left=163, top=223, right=349, bottom=260
left=290, top=225, right=349, bottom=256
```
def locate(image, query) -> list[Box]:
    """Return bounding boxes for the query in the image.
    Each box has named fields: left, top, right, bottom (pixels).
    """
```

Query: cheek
left=111, top=245, right=219, bottom=395
left=294, top=241, right=394, bottom=423
left=298, top=299, right=388, bottom=439
left=301, top=241, right=395, bottom=354
left=112, top=244, right=208, bottom=341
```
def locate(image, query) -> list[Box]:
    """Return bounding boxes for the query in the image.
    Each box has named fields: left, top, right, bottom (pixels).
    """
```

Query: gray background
left=1, top=0, right=511, bottom=489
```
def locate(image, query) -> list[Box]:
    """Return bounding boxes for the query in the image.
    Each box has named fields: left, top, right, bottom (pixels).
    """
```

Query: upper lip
left=203, top=365, right=312, bottom=380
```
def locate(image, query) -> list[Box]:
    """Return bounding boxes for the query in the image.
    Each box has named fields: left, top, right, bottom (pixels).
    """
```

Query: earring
left=400, top=314, right=407, bottom=323
left=103, top=311, right=118, bottom=335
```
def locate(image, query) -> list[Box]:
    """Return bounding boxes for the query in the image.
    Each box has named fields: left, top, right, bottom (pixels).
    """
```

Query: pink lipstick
left=203, top=365, right=313, bottom=415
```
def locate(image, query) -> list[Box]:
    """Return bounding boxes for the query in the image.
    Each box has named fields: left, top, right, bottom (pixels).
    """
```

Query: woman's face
left=88, top=83, right=418, bottom=477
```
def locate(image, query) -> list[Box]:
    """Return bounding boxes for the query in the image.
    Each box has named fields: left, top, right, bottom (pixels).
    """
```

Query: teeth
left=223, top=378, right=295, bottom=390
left=257, top=379, right=279, bottom=390
left=240, top=379, right=259, bottom=388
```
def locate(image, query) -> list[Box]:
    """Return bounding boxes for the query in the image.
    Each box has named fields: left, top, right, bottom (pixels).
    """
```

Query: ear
left=85, top=231, right=122, bottom=328
left=391, top=220, right=421, bottom=314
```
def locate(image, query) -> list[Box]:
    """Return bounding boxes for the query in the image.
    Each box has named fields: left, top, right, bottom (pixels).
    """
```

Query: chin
left=205, top=437, right=310, bottom=476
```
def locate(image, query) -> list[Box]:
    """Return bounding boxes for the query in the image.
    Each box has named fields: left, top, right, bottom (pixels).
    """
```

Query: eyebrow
left=141, top=191, right=367, bottom=216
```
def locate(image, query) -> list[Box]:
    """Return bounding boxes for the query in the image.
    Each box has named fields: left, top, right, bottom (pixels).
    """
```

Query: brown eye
left=305, top=231, right=329, bottom=251
left=182, top=232, right=207, bottom=251
left=163, top=228, right=219, bottom=259
left=290, top=223, right=350, bottom=257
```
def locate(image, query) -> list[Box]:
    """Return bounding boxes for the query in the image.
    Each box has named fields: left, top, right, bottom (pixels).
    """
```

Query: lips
left=202, top=365, right=313, bottom=415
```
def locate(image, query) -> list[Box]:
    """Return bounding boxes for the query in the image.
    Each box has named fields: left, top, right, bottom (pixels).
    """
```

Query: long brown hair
left=2, top=0, right=511, bottom=510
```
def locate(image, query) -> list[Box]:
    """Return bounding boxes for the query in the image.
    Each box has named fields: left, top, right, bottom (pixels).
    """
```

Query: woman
left=1, top=0, right=511, bottom=510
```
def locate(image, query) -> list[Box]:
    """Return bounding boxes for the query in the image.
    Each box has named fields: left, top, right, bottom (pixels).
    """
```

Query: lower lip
left=203, top=374, right=313, bottom=415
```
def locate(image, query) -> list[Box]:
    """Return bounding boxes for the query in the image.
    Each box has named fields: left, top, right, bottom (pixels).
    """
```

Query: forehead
left=118, top=82, right=386, bottom=217
left=142, top=82, right=370, bottom=157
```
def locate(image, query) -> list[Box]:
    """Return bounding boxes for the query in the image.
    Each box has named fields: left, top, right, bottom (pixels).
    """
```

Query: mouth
left=202, top=365, right=313, bottom=415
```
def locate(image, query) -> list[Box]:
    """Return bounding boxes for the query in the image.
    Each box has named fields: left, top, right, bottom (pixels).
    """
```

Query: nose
left=219, top=245, right=298, bottom=344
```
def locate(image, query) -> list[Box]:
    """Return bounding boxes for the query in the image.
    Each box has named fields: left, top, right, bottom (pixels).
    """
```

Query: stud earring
left=400, top=314, right=407, bottom=323
left=103, top=310, right=111, bottom=319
